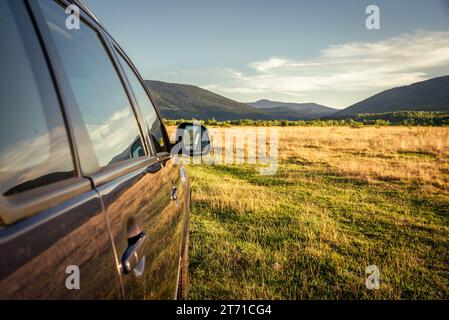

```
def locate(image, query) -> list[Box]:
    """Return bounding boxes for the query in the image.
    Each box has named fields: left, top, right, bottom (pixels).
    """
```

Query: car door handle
left=147, top=162, right=163, bottom=174
left=122, top=232, right=147, bottom=274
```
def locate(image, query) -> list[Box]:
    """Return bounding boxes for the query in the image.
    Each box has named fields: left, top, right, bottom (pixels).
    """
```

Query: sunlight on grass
left=184, top=126, right=449, bottom=299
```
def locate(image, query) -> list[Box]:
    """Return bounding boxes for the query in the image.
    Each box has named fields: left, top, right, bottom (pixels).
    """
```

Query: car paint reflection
left=97, top=158, right=185, bottom=299
left=0, top=190, right=121, bottom=299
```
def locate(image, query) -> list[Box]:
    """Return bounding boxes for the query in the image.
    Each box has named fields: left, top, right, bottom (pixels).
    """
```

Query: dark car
left=0, top=0, right=208, bottom=299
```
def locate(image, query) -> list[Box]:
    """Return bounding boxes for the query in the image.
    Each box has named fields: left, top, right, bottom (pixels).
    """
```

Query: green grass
left=186, top=160, right=449, bottom=299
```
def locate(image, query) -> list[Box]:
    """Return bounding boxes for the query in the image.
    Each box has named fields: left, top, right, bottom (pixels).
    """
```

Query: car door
left=0, top=0, right=120, bottom=299
left=32, top=0, right=187, bottom=299
left=110, top=46, right=188, bottom=299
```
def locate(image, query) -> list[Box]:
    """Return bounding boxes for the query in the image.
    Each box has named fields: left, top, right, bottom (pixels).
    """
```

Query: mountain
left=333, top=76, right=449, bottom=117
left=146, top=77, right=449, bottom=121
left=145, top=80, right=271, bottom=120
left=248, top=99, right=337, bottom=119
left=145, top=80, right=336, bottom=120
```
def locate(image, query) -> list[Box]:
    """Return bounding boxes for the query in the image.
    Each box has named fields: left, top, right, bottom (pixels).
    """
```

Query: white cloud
left=200, top=30, right=449, bottom=105
left=250, top=57, right=291, bottom=72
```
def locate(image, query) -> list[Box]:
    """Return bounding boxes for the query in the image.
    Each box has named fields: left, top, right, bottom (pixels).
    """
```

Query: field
left=179, top=126, right=449, bottom=299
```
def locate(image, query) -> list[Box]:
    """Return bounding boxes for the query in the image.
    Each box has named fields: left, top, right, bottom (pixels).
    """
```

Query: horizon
left=85, top=0, right=449, bottom=108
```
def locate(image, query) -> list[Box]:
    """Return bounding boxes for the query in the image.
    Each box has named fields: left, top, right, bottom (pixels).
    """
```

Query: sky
left=84, top=0, right=449, bottom=108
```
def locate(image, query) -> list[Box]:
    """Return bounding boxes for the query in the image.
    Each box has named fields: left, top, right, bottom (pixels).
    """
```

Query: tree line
left=164, top=111, right=449, bottom=127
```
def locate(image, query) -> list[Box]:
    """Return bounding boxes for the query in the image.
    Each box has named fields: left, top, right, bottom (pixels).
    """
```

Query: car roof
left=72, top=0, right=125, bottom=52
left=73, top=0, right=100, bottom=24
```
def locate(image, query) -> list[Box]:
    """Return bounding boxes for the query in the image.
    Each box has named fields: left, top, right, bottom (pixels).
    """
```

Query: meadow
left=177, top=126, right=449, bottom=299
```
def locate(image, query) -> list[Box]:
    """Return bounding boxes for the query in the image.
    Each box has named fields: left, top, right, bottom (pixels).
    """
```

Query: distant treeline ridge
left=164, top=111, right=449, bottom=127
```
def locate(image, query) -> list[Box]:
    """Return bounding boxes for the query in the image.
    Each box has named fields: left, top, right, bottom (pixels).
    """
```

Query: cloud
left=202, top=30, right=449, bottom=100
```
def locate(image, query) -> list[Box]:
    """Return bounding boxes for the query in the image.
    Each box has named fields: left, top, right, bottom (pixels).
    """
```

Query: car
left=0, top=0, right=209, bottom=299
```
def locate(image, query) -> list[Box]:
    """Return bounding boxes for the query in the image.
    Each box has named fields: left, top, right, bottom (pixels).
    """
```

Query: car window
left=38, top=0, right=145, bottom=168
left=0, top=0, right=75, bottom=196
left=115, top=50, right=168, bottom=154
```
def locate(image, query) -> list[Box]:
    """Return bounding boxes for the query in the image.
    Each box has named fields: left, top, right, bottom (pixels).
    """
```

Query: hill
left=145, top=80, right=270, bottom=120
left=333, top=76, right=449, bottom=118
left=248, top=99, right=337, bottom=119
left=145, top=81, right=335, bottom=120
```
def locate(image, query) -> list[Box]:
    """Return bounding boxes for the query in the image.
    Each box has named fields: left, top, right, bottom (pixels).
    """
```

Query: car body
left=0, top=0, right=194, bottom=299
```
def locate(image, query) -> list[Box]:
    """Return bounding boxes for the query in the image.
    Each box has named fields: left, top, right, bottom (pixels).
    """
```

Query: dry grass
left=171, top=126, right=449, bottom=299
left=279, top=126, right=449, bottom=190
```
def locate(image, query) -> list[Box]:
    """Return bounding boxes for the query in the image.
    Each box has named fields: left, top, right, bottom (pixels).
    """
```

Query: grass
left=178, top=126, right=449, bottom=299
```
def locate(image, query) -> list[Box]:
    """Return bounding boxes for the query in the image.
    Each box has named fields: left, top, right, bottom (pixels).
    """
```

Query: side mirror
left=173, top=122, right=211, bottom=157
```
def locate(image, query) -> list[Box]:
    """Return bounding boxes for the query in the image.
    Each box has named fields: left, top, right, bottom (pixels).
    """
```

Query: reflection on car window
left=115, top=50, right=167, bottom=154
left=39, top=0, right=145, bottom=168
left=0, top=1, right=75, bottom=196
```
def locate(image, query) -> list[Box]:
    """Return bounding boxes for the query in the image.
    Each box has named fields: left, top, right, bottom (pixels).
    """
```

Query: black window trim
left=99, top=32, right=151, bottom=157
left=108, top=43, right=156, bottom=157
left=111, top=42, right=172, bottom=157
